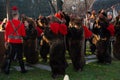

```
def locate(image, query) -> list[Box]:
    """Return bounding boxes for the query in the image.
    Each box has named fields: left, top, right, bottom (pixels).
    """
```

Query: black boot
left=19, top=60, right=27, bottom=73
left=3, top=59, right=11, bottom=74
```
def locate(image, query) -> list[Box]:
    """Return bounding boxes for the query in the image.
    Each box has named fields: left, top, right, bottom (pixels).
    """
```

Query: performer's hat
left=11, top=6, right=19, bottom=16
left=55, top=12, right=62, bottom=20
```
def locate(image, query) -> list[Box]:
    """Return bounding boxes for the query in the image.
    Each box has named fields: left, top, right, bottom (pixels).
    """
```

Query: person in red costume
left=3, top=6, right=27, bottom=74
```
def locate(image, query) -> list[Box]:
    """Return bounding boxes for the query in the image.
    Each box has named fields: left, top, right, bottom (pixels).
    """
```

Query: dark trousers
left=40, top=40, right=49, bottom=62
left=84, top=38, right=96, bottom=55
left=3, top=43, right=26, bottom=74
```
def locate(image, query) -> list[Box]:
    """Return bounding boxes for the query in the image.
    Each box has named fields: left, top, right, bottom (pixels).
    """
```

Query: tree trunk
left=56, top=0, right=63, bottom=12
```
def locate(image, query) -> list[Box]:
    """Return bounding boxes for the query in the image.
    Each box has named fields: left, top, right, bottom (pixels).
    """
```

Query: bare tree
left=56, top=0, right=63, bottom=11
left=63, top=0, right=95, bottom=15
left=48, top=0, right=56, bottom=14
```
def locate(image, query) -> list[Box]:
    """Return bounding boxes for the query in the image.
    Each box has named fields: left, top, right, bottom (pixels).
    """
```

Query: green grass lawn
left=0, top=60, right=120, bottom=80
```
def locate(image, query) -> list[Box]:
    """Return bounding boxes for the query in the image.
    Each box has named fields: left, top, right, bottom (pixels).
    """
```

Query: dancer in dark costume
left=37, top=17, right=50, bottom=62
left=23, top=17, right=38, bottom=64
left=113, top=14, right=120, bottom=60
left=94, top=12, right=112, bottom=64
left=0, top=18, right=7, bottom=70
left=43, top=16, right=67, bottom=79
left=67, top=18, right=85, bottom=71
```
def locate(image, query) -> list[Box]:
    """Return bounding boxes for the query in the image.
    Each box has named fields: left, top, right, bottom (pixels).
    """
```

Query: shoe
left=41, top=59, right=47, bottom=63
left=2, top=69, right=10, bottom=75
left=52, top=74, right=64, bottom=79
left=1, top=68, right=10, bottom=75
left=105, top=62, right=111, bottom=65
left=77, top=68, right=82, bottom=72
left=21, top=70, right=27, bottom=73
left=52, top=74, right=57, bottom=79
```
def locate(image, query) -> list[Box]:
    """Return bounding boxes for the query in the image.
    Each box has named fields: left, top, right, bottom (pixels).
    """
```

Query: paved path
left=12, top=55, right=97, bottom=72
left=85, top=55, right=96, bottom=59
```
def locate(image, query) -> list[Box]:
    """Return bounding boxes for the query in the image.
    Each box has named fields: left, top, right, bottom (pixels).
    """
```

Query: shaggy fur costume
left=113, top=35, right=120, bottom=60
left=113, top=16, right=120, bottom=60
left=0, top=31, right=6, bottom=69
left=67, top=27, right=85, bottom=71
left=23, top=39, right=39, bottom=64
left=96, top=40, right=111, bottom=63
left=94, top=17, right=112, bottom=64
left=44, top=22, right=68, bottom=78
left=23, top=25, right=38, bottom=64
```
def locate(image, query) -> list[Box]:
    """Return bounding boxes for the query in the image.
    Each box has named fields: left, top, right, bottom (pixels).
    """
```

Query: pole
left=6, top=0, right=10, bottom=20
left=89, top=0, right=96, bottom=10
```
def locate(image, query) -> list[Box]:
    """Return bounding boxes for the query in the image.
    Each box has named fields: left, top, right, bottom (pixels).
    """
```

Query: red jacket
left=83, top=26, right=93, bottom=39
left=107, top=23, right=115, bottom=36
left=36, top=26, right=43, bottom=37
left=5, top=19, right=26, bottom=43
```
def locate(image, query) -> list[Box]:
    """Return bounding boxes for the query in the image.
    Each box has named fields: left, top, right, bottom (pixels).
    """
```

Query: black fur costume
left=23, top=23, right=38, bottom=64
left=40, top=40, right=49, bottom=62
left=36, top=17, right=50, bottom=62
left=113, top=16, right=120, bottom=60
left=67, top=26, right=85, bottom=71
left=94, top=16, right=111, bottom=64
left=96, top=40, right=111, bottom=63
left=0, top=31, right=6, bottom=69
left=39, top=26, right=49, bottom=62
left=43, top=22, right=67, bottom=78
